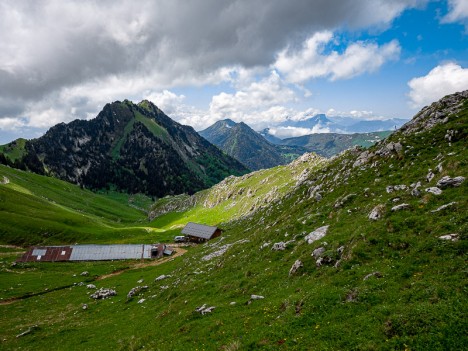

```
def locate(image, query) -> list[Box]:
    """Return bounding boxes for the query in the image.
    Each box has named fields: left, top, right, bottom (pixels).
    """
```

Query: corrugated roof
left=68, top=244, right=153, bottom=261
left=181, top=222, right=218, bottom=239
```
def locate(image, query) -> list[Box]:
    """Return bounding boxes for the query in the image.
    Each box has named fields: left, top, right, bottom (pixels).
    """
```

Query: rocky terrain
left=0, top=101, right=248, bottom=197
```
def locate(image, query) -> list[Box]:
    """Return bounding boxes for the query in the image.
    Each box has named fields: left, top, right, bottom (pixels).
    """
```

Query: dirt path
left=96, top=248, right=187, bottom=280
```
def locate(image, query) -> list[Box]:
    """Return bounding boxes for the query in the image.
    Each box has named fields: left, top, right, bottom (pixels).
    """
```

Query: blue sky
left=0, top=0, right=467, bottom=143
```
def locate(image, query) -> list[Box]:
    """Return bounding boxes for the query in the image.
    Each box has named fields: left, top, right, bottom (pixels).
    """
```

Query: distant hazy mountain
left=199, top=120, right=305, bottom=170
left=258, top=128, right=283, bottom=144
left=279, top=131, right=392, bottom=158
left=273, top=114, right=408, bottom=136
left=0, top=100, right=248, bottom=197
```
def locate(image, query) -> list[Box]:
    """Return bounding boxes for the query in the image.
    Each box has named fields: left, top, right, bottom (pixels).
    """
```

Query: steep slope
left=280, top=131, right=391, bottom=157
left=0, top=101, right=248, bottom=197
left=0, top=164, right=162, bottom=245
left=200, top=119, right=305, bottom=170
left=1, top=91, right=467, bottom=350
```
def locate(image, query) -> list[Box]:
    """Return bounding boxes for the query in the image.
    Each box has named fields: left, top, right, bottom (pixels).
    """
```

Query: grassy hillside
left=0, top=165, right=173, bottom=245
left=0, top=92, right=467, bottom=350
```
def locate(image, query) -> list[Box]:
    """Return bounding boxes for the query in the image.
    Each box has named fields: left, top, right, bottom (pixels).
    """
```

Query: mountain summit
left=200, top=119, right=305, bottom=170
left=0, top=100, right=248, bottom=197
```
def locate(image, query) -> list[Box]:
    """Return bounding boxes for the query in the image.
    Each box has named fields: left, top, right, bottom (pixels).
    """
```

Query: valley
left=0, top=91, right=466, bottom=350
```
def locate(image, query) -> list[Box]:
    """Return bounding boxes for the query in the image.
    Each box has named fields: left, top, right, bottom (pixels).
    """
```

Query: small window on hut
left=61, top=251, right=66, bottom=255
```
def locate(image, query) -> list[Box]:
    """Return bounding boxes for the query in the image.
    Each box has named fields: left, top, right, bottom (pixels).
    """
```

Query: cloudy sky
left=1, top=0, right=468, bottom=143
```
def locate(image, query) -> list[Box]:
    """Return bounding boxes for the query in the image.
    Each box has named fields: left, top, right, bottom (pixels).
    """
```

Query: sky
left=0, top=0, right=468, bottom=144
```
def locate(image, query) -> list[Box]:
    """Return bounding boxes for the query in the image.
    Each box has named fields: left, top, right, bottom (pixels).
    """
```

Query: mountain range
left=199, top=119, right=305, bottom=171
left=1, top=91, right=466, bottom=350
left=0, top=100, right=248, bottom=197
left=202, top=118, right=391, bottom=167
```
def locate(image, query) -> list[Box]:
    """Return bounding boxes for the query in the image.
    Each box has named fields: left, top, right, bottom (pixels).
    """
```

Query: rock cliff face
left=0, top=100, right=248, bottom=197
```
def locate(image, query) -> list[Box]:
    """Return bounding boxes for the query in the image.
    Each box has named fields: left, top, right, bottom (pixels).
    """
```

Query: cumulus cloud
left=407, top=63, right=468, bottom=107
left=274, top=31, right=400, bottom=83
left=0, top=0, right=425, bottom=134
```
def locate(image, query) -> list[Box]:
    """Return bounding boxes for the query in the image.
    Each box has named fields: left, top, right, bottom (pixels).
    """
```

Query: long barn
left=18, top=244, right=173, bottom=262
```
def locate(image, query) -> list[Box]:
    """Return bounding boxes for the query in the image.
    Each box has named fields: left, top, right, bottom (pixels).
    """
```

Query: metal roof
left=181, top=222, right=219, bottom=239
left=69, top=244, right=154, bottom=261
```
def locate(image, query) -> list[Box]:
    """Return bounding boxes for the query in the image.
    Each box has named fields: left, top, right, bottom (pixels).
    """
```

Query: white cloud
left=274, top=31, right=400, bottom=83
left=209, top=71, right=297, bottom=122
left=407, top=63, right=468, bottom=107
left=443, top=0, right=468, bottom=27
left=144, top=90, right=186, bottom=115
left=268, top=125, right=331, bottom=138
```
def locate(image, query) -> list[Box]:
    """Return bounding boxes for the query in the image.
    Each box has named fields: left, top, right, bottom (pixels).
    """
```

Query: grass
left=0, top=96, right=466, bottom=350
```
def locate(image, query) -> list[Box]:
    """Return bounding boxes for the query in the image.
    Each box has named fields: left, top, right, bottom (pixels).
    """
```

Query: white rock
left=369, top=205, right=385, bottom=220
left=86, top=284, right=96, bottom=289
left=391, top=203, right=410, bottom=211
left=436, top=176, right=465, bottom=188
left=439, top=234, right=459, bottom=242
left=431, top=202, right=457, bottom=213
left=155, top=274, right=170, bottom=281
left=288, top=260, right=303, bottom=276
left=312, top=247, right=325, bottom=258
left=271, top=242, right=287, bottom=251
left=305, top=226, right=329, bottom=244
left=137, top=298, right=146, bottom=304
left=251, top=295, right=264, bottom=300
left=425, top=187, right=442, bottom=195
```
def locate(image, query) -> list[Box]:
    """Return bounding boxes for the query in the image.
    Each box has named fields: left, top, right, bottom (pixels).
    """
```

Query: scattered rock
left=127, top=286, right=148, bottom=300
left=86, top=284, right=96, bottom=289
left=137, top=298, right=146, bottom=304
left=260, top=242, right=271, bottom=250
left=230, top=302, right=237, bottom=306
left=439, top=234, right=459, bottom=242
left=345, top=290, right=358, bottom=303
left=251, top=295, right=264, bottom=300
left=82, top=304, right=88, bottom=310
left=363, top=272, right=383, bottom=280
left=155, top=274, right=171, bottom=281
left=80, top=271, right=89, bottom=276
left=369, top=205, right=385, bottom=220
left=312, top=247, right=326, bottom=258
left=391, top=203, right=410, bottom=212
left=426, top=170, right=435, bottom=182
left=334, top=194, right=356, bottom=208
left=431, top=202, right=457, bottom=213
left=0, top=176, right=9, bottom=185
left=271, top=242, right=287, bottom=251
left=195, top=304, right=216, bottom=315
left=137, top=279, right=144, bottom=284
left=386, top=186, right=394, bottom=193
left=90, top=288, right=116, bottom=299
left=305, top=225, right=329, bottom=244
left=436, top=176, right=465, bottom=188
left=337, top=246, right=345, bottom=254
left=288, top=260, right=303, bottom=276
left=425, top=187, right=442, bottom=195
left=315, top=256, right=335, bottom=267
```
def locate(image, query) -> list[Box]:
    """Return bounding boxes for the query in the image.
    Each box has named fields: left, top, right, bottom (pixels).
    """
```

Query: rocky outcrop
left=436, top=176, right=465, bottom=188
left=90, top=288, right=116, bottom=299
left=369, top=205, right=385, bottom=220
left=305, top=226, right=329, bottom=244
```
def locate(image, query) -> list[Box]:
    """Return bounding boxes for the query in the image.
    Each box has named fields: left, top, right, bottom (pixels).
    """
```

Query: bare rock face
left=436, top=176, right=465, bottom=188
left=305, top=226, right=329, bottom=244
left=369, top=205, right=385, bottom=220
left=400, top=90, right=468, bottom=135
left=289, top=260, right=303, bottom=276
